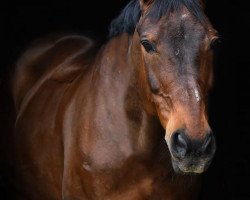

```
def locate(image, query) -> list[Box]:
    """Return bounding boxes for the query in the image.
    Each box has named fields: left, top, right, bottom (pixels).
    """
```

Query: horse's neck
left=75, top=34, right=164, bottom=159
left=101, top=34, right=162, bottom=152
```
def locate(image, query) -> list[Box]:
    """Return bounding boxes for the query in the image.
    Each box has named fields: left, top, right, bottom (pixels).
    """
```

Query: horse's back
left=12, top=33, right=96, bottom=111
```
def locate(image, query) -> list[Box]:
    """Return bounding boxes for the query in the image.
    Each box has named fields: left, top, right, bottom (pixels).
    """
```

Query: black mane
left=109, top=0, right=205, bottom=38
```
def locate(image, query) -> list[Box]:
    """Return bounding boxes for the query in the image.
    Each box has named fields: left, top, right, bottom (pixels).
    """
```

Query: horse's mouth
left=171, top=157, right=212, bottom=174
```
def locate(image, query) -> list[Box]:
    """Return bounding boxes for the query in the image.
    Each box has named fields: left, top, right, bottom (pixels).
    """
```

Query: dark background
left=1, top=0, right=249, bottom=199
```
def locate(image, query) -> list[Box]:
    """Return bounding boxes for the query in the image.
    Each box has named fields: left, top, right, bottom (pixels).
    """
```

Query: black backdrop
left=1, top=0, right=250, bottom=199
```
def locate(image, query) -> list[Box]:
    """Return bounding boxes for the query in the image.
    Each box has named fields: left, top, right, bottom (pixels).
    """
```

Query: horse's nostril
left=170, top=131, right=216, bottom=160
left=203, top=134, right=211, bottom=148
left=176, top=133, right=188, bottom=149
left=171, top=131, right=188, bottom=158
left=202, top=133, right=215, bottom=155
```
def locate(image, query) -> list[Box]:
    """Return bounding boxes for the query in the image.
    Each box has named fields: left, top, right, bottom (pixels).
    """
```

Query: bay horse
left=1, top=0, right=218, bottom=199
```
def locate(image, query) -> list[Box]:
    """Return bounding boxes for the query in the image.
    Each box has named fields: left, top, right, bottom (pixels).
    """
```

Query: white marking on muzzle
left=194, top=88, right=201, bottom=102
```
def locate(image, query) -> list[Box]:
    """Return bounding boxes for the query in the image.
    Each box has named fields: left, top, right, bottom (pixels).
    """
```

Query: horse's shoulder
left=11, top=33, right=97, bottom=111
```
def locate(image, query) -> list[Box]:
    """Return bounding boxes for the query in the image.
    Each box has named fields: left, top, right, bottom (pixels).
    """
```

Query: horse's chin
left=171, top=158, right=210, bottom=175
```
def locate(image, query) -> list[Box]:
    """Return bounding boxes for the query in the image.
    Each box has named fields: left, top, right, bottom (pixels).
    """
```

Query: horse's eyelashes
left=141, top=40, right=156, bottom=53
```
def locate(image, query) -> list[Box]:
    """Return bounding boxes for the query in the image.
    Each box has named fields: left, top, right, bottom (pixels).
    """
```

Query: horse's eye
left=209, top=38, right=220, bottom=51
left=141, top=40, right=156, bottom=53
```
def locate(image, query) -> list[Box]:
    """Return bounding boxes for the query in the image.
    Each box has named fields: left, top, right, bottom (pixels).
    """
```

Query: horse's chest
left=81, top=159, right=160, bottom=200
left=77, top=141, right=174, bottom=199
left=77, top=158, right=193, bottom=200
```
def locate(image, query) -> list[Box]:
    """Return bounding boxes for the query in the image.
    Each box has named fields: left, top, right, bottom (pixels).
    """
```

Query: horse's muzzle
left=169, top=130, right=216, bottom=174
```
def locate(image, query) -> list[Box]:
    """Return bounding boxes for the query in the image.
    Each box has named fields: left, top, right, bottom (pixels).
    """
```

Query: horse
left=1, top=0, right=218, bottom=199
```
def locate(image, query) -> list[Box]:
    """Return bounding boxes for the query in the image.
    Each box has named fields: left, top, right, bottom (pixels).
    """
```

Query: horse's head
left=135, top=0, right=217, bottom=174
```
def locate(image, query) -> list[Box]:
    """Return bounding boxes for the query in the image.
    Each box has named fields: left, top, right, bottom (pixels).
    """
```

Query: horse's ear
left=139, top=0, right=154, bottom=13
